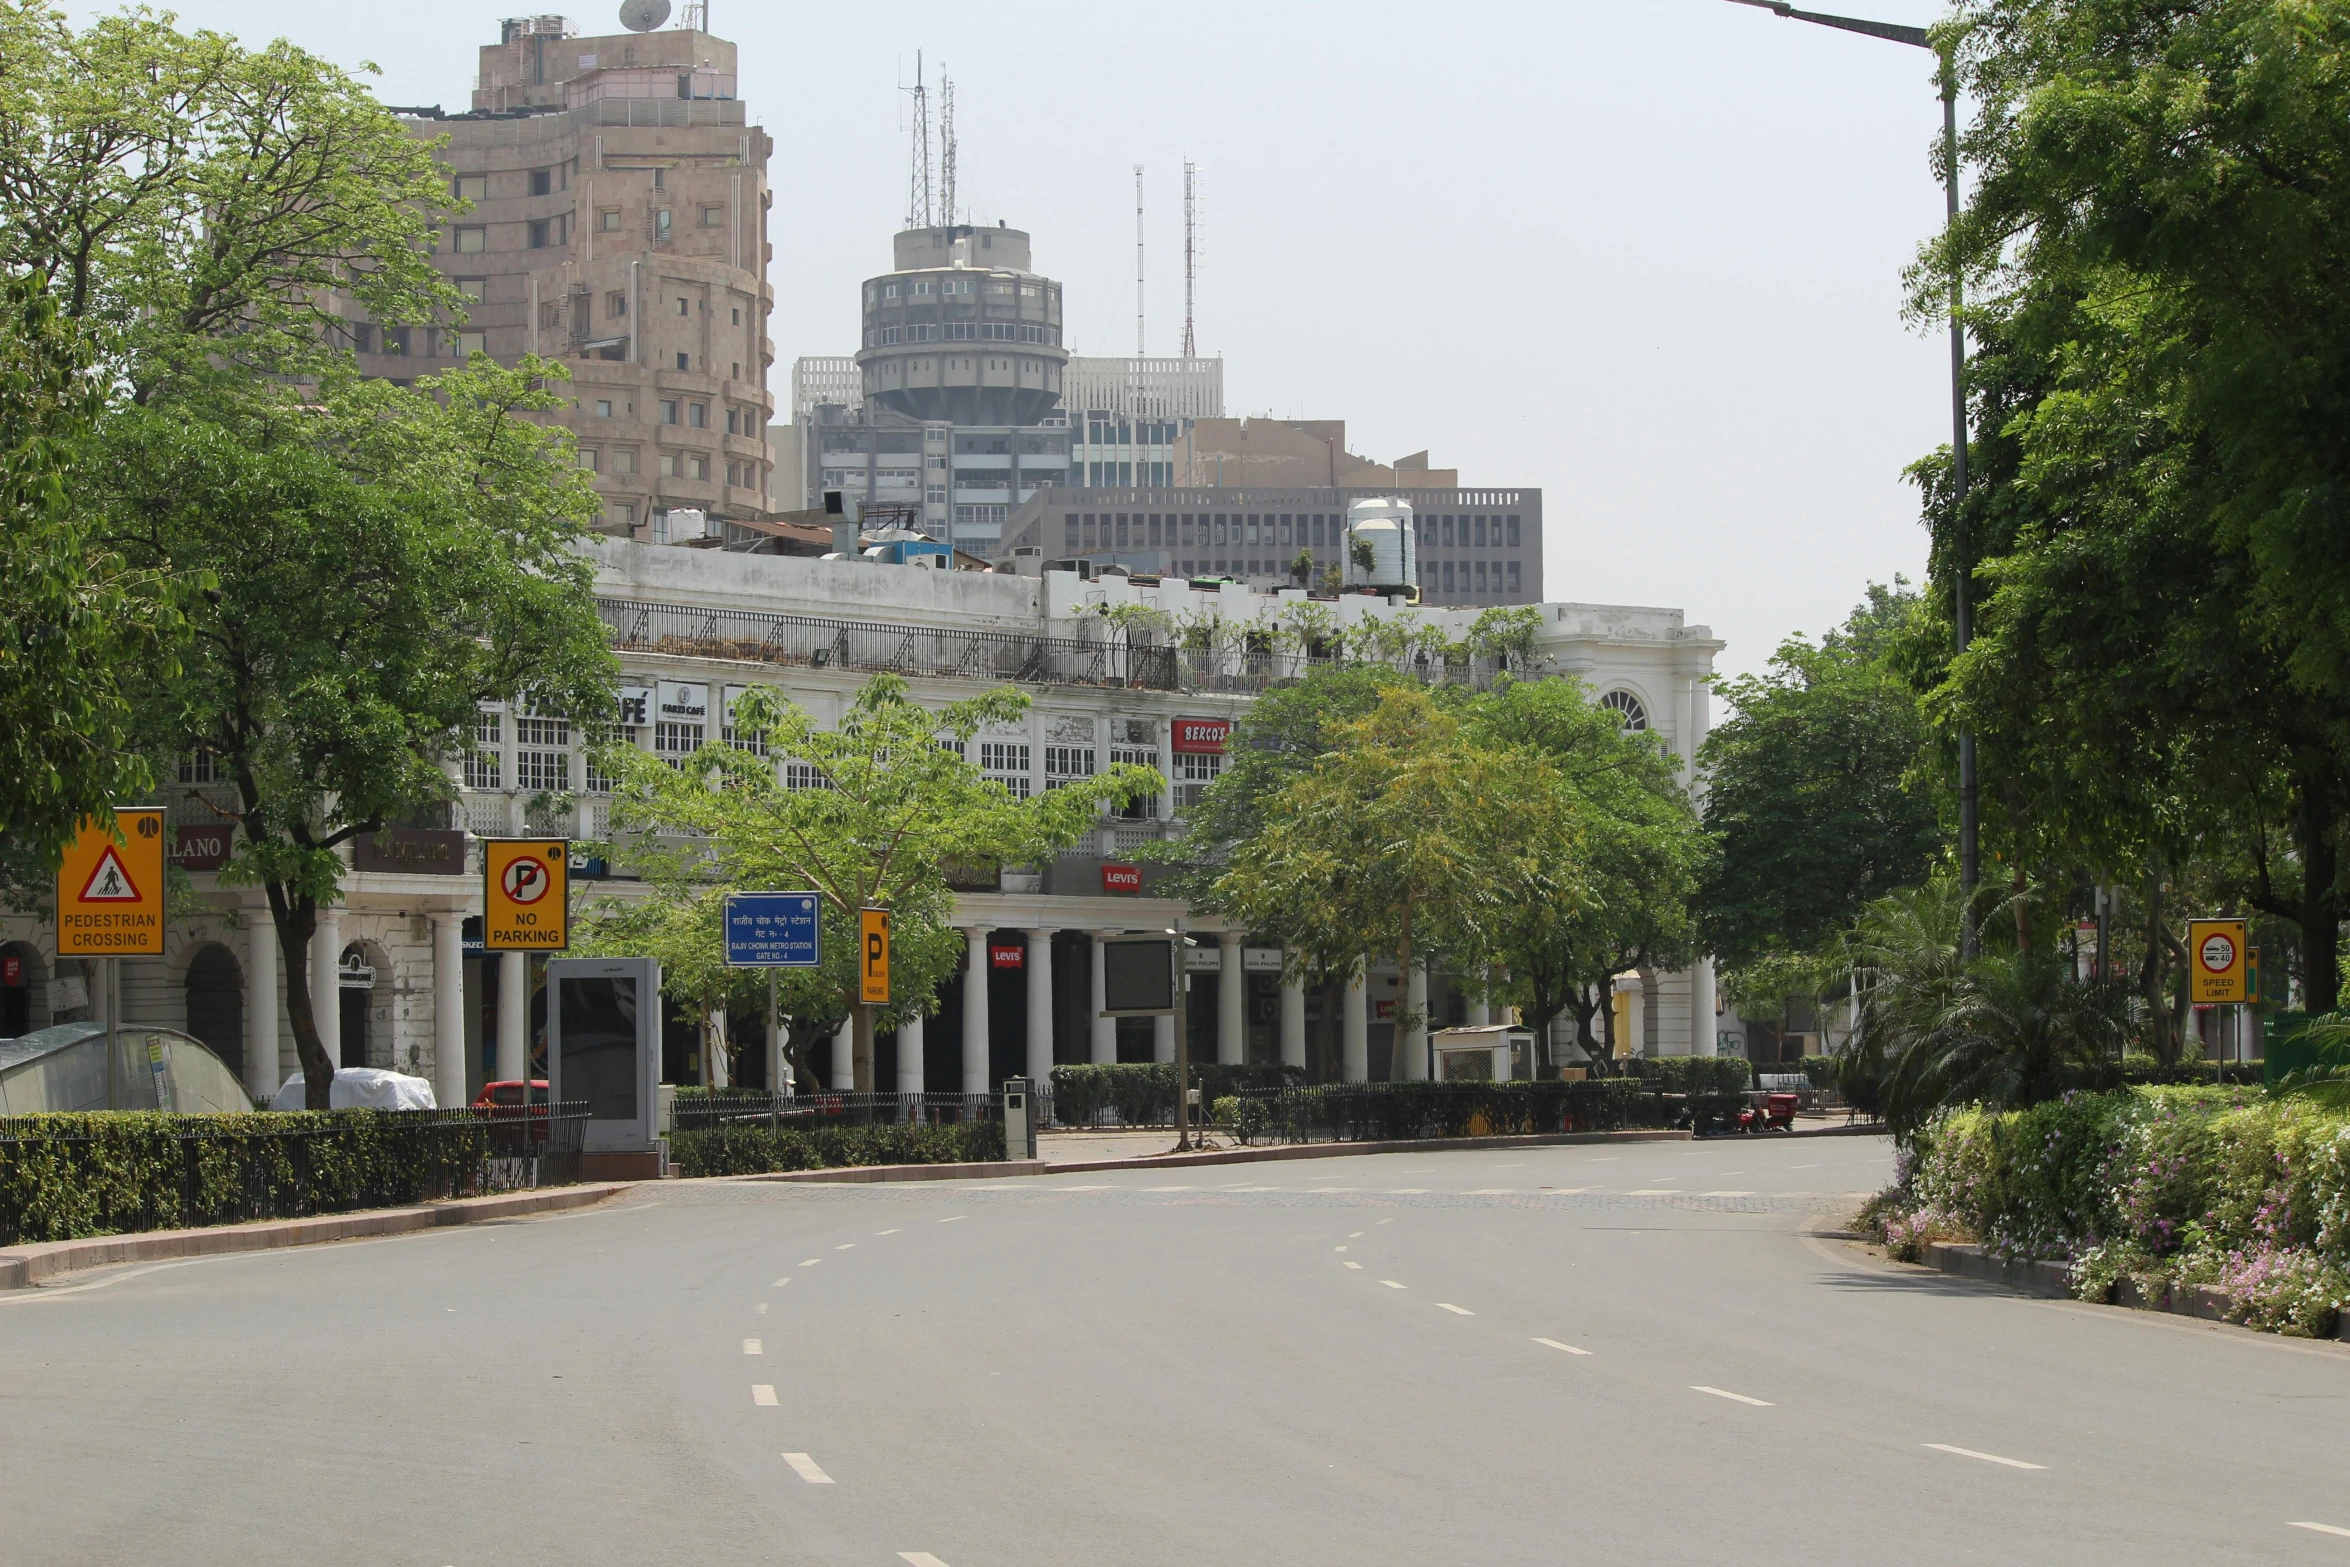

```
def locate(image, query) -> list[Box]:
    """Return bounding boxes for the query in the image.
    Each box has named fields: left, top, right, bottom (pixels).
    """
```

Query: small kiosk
left=1430, top=1024, right=1537, bottom=1083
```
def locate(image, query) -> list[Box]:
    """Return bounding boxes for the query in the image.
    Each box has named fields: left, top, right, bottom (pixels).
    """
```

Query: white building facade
left=0, top=543, right=1723, bottom=1102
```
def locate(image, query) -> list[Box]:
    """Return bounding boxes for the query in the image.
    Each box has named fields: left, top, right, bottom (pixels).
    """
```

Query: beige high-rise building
left=366, top=15, right=774, bottom=539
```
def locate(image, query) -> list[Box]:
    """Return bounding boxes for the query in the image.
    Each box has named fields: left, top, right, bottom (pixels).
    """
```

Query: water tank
left=1343, top=498, right=1416, bottom=591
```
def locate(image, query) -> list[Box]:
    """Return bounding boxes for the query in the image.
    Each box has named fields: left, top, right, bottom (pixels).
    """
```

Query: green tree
left=1698, top=585, right=1942, bottom=988
left=0, top=274, right=174, bottom=887
left=99, top=362, right=615, bottom=1107
left=598, top=675, right=1158, bottom=1093
left=1466, top=677, right=1706, bottom=1069
left=1210, top=686, right=1572, bottom=1075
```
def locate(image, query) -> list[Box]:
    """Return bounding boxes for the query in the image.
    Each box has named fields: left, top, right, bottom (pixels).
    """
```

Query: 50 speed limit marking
left=484, top=839, right=569, bottom=951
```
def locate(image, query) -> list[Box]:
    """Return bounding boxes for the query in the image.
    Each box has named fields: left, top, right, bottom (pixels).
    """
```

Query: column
left=311, top=903, right=341, bottom=1073
left=1465, top=973, right=1491, bottom=1029
left=1691, top=958, right=1718, bottom=1058
left=1614, top=973, right=1646, bottom=1061
left=1402, top=961, right=1430, bottom=1081
left=1024, top=928, right=1054, bottom=1084
left=1342, top=962, right=1369, bottom=1082
left=768, top=977, right=788, bottom=1097
left=709, top=1009, right=730, bottom=1088
left=1089, top=931, right=1115, bottom=1064
left=496, top=950, right=527, bottom=1083
left=430, top=911, right=465, bottom=1109
left=244, top=899, right=279, bottom=1103
left=962, top=929, right=990, bottom=1096
left=1217, top=932, right=1244, bottom=1066
left=831, top=1018, right=854, bottom=1090
left=1279, top=967, right=1306, bottom=1073
left=1153, top=1014, right=1175, bottom=1064
left=897, top=1010, right=925, bottom=1096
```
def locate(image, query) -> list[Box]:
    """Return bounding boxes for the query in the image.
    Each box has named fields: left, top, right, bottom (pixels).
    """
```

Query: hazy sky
left=73, top=0, right=1958, bottom=678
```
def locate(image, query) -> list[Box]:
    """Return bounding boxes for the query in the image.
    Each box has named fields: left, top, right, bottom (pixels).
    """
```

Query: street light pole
left=1725, top=0, right=1978, bottom=954
left=1169, top=921, right=1192, bottom=1152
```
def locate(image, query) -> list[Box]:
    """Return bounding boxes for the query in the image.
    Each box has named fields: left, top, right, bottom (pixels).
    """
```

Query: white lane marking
left=1334, top=1245, right=1348, bottom=1252
left=1627, top=1189, right=1680, bottom=1196
left=744, top=1338, right=763, bottom=1355
left=770, top=1278, right=792, bottom=1288
left=900, top=1555, right=951, bottom=1566
left=834, top=1243, right=857, bottom=1250
left=877, top=1229, right=901, bottom=1236
left=1692, top=1386, right=1773, bottom=1407
left=1584, top=1157, right=1619, bottom=1162
left=938, top=1215, right=966, bottom=1223
left=1145, top=1184, right=1194, bottom=1191
left=1381, top=1280, right=1407, bottom=1290
left=1923, top=1444, right=2044, bottom=1470
left=1376, top=1218, right=1396, bottom=1225
left=1343, top=1261, right=1363, bottom=1270
left=1466, top=1188, right=1519, bottom=1195
left=1717, top=1171, right=1745, bottom=1176
left=1546, top=1187, right=1594, bottom=1194
left=752, top=1385, right=778, bottom=1406
left=799, top=1258, right=822, bottom=1267
left=1534, top=1337, right=1592, bottom=1356
left=1792, top=1164, right=1821, bottom=1170
left=1436, top=1303, right=1475, bottom=1316
left=1385, top=1188, right=1429, bottom=1195
left=2290, top=1522, right=2350, bottom=1539
left=1348, top=1231, right=1364, bottom=1239
left=1703, top=1190, right=1756, bottom=1197
left=781, top=1452, right=834, bottom=1483
left=1056, top=1184, right=1112, bottom=1191
left=755, top=1303, right=769, bottom=1315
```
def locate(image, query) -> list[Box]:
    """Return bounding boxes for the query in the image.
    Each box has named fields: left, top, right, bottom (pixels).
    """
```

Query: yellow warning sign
left=57, top=809, right=166, bottom=956
left=2188, top=918, right=2247, bottom=1004
left=859, top=907, right=891, bottom=1005
left=484, top=839, right=569, bottom=951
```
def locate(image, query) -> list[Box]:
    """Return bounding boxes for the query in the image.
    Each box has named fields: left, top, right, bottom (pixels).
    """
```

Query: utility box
left=548, top=955, right=664, bottom=1180
left=1002, top=1076, right=1036, bottom=1161
left=1431, top=1024, right=1535, bottom=1082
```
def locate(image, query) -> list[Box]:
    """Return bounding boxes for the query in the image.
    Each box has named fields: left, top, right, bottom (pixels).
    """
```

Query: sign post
left=57, top=809, right=166, bottom=1110
left=723, top=893, right=821, bottom=1099
left=484, top=839, right=570, bottom=952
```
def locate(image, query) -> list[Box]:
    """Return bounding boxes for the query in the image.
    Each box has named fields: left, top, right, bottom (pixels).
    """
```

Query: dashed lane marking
left=1145, top=1185, right=1194, bottom=1191
left=1702, top=1191, right=1756, bottom=1197
left=781, top=1452, right=834, bottom=1483
left=1534, top=1338, right=1592, bottom=1356
left=834, top=1243, right=857, bottom=1250
left=2289, top=1523, right=2350, bottom=1539
left=744, top=1339, right=763, bottom=1355
left=1692, top=1386, right=1772, bottom=1407
left=877, top=1229, right=900, bottom=1235
left=755, top=1303, right=768, bottom=1315
left=1923, top=1444, right=2044, bottom=1471
left=1343, top=1261, right=1363, bottom=1270
left=1348, top=1231, right=1364, bottom=1239
left=1334, top=1246, right=1348, bottom=1252
left=752, top=1386, right=778, bottom=1406
left=770, top=1278, right=792, bottom=1288
left=1626, top=1189, right=1680, bottom=1196
left=938, top=1216, right=966, bottom=1223
left=799, top=1259, right=822, bottom=1267
left=1381, top=1280, right=1407, bottom=1290
left=900, top=1555, right=951, bottom=1566
left=1436, top=1304, right=1475, bottom=1316
left=1384, top=1188, right=1429, bottom=1195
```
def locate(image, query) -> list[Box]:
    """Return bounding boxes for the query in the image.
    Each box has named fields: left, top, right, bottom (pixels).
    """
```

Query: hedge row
left=0, top=1111, right=491, bottom=1247
left=669, top=1120, right=1003, bottom=1177
left=1047, top=1062, right=1301, bottom=1127
left=1869, top=1087, right=2350, bottom=1337
left=1619, top=1056, right=1753, bottom=1094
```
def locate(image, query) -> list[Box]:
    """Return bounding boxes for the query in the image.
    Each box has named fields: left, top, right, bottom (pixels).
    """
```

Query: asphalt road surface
left=9, top=1134, right=2350, bottom=1565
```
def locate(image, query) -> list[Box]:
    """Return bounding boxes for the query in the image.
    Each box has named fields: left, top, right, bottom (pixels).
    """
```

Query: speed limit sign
left=2188, top=918, right=2247, bottom=1004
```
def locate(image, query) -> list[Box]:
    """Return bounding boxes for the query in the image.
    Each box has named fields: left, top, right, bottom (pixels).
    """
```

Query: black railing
left=0, top=1105, right=590, bottom=1248
left=599, top=598, right=1179, bottom=691
left=670, top=1089, right=1038, bottom=1132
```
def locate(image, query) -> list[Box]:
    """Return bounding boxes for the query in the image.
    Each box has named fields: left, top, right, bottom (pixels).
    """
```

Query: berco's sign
left=1171, top=717, right=1231, bottom=755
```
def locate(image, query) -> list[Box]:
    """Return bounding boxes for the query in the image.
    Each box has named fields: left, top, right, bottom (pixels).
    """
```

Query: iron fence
left=670, top=1089, right=1042, bottom=1133
left=1212, top=1081, right=1695, bottom=1146
left=0, top=1104, right=590, bottom=1248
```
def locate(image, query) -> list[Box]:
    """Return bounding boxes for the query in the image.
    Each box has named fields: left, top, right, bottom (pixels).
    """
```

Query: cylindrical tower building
left=855, top=223, right=1067, bottom=425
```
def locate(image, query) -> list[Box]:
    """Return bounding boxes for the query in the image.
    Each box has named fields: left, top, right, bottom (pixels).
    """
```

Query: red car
left=474, top=1079, right=551, bottom=1146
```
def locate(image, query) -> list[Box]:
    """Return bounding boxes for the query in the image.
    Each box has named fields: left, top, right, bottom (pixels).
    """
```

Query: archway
left=183, top=943, right=244, bottom=1078
left=0, top=940, right=47, bottom=1039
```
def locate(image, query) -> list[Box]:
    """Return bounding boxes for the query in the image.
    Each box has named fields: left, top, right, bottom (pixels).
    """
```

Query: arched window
left=183, top=943, right=243, bottom=1077
left=1599, top=689, right=1649, bottom=732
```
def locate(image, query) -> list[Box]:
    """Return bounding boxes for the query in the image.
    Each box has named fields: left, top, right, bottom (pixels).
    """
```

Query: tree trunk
left=1564, top=984, right=1603, bottom=1068
left=852, top=1000, right=875, bottom=1095
left=2140, top=870, right=2176, bottom=1066
left=2296, top=756, right=2342, bottom=1014
left=268, top=885, right=336, bottom=1110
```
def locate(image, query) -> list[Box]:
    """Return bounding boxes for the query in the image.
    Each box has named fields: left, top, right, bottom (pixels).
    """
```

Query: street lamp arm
left=1723, top=0, right=1931, bottom=50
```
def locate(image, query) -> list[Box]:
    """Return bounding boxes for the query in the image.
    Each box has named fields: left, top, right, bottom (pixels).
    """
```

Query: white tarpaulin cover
left=270, top=1068, right=437, bottom=1111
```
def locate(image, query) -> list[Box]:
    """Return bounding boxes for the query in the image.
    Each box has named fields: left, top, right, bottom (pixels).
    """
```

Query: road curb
left=737, top=1160, right=1050, bottom=1185
left=0, top=1183, right=630, bottom=1291
left=1040, top=1127, right=1691, bottom=1174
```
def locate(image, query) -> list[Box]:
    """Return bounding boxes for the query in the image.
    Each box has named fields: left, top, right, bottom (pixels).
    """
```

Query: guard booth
left=547, top=956, right=664, bottom=1180
left=1430, top=1025, right=1536, bottom=1082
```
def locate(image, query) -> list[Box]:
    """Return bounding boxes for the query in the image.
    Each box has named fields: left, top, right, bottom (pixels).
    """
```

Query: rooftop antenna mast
left=1182, top=161, right=1198, bottom=359
left=1134, top=164, right=1146, bottom=357
left=903, top=52, right=932, bottom=229
left=938, top=69, right=957, bottom=226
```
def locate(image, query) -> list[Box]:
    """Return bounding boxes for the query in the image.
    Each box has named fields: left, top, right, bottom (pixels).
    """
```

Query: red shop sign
left=0, top=956, right=22, bottom=987
left=1171, top=717, right=1230, bottom=755
left=989, top=941, right=1025, bottom=970
left=1101, top=864, right=1142, bottom=894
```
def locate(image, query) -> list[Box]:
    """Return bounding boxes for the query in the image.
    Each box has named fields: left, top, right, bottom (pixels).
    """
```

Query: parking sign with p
left=485, top=839, right=569, bottom=951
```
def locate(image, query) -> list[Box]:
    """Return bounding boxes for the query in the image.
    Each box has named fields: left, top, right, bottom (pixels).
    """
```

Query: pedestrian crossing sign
left=57, top=809, right=166, bottom=956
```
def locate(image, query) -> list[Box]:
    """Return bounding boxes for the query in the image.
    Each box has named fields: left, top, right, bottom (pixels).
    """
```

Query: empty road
left=6, top=1133, right=2349, bottom=1564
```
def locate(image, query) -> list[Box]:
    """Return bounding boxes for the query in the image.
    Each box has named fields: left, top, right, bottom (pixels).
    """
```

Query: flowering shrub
left=1862, top=1087, right=2350, bottom=1338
